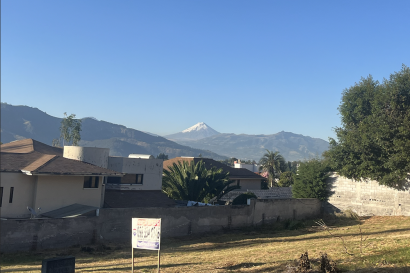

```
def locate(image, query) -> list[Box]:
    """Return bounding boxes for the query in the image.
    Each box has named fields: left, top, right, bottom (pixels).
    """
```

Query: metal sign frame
left=132, top=218, right=161, bottom=273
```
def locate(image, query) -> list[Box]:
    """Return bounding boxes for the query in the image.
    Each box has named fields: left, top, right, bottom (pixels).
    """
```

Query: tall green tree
left=259, top=150, right=286, bottom=187
left=292, top=159, right=331, bottom=201
left=162, top=160, right=239, bottom=202
left=278, top=171, right=294, bottom=187
left=52, top=112, right=82, bottom=147
left=325, top=65, right=410, bottom=187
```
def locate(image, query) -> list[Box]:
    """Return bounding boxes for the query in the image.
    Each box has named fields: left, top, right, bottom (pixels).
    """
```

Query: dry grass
left=1, top=216, right=410, bottom=272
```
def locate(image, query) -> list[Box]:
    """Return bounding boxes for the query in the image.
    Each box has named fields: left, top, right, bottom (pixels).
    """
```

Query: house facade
left=106, top=155, right=163, bottom=191
left=0, top=139, right=122, bottom=218
left=60, top=146, right=174, bottom=208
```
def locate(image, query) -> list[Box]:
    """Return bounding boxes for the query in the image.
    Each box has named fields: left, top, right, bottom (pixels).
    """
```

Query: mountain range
left=0, top=103, right=227, bottom=160
left=173, top=131, right=329, bottom=162
left=1, top=103, right=329, bottom=161
left=164, top=122, right=329, bottom=161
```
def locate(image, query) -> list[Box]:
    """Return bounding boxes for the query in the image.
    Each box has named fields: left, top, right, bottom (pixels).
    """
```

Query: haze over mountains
left=0, top=103, right=227, bottom=160
left=165, top=123, right=330, bottom=162
left=1, top=103, right=329, bottom=161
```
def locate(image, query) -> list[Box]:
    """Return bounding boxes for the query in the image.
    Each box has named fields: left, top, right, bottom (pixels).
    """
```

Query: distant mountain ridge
left=0, top=103, right=227, bottom=160
left=165, top=122, right=220, bottom=141
left=175, top=131, right=329, bottom=162
left=1, top=103, right=329, bottom=162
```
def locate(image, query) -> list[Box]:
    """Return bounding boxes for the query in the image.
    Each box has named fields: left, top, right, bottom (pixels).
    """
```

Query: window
left=107, top=176, right=121, bottom=184
left=107, top=174, right=143, bottom=185
left=9, top=187, right=14, bottom=203
left=136, top=174, right=143, bottom=184
left=83, top=176, right=99, bottom=188
left=237, top=180, right=241, bottom=187
left=0, top=187, right=3, bottom=207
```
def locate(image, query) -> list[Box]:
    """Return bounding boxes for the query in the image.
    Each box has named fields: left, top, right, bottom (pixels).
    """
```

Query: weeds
left=316, top=210, right=372, bottom=256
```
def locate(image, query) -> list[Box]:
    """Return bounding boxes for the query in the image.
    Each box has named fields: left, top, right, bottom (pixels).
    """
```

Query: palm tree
left=162, top=160, right=239, bottom=202
left=259, top=150, right=286, bottom=187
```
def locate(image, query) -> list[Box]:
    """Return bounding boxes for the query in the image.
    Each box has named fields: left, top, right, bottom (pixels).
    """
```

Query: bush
left=232, top=192, right=257, bottom=205
left=292, top=159, right=331, bottom=201
left=278, top=171, right=294, bottom=187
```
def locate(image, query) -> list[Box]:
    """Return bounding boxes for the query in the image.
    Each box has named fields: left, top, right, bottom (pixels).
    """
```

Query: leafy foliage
left=287, top=161, right=301, bottom=174
left=162, top=160, right=239, bottom=202
left=232, top=192, right=257, bottom=205
left=259, top=150, right=286, bottom=187
left=292, top=159, right=331, bottom=201
left=52, top=112, right=82, bottom=146
left=278, top=171, right=294, bottom=187
left=325, top=65, right=410, bottom=187
left=156, top=153, right=169, bottom=160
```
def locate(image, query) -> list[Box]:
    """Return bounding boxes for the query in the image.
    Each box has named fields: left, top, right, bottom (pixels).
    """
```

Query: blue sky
left=2, top=0, right=410, bottom=141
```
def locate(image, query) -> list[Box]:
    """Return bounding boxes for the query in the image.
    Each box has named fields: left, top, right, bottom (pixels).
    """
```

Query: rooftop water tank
left=128, top=154, right=154, bottom=159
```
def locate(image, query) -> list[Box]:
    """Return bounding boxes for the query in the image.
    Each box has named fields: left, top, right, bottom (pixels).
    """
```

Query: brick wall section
left=326, top=173, right=410, bottom=216
left=0, top=199, right=321, bottom=253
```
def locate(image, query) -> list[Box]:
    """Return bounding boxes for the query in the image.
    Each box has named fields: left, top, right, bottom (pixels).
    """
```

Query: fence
left=0, top=198, right=321, bottom=253
left=326, top=173, right=410, bottom=216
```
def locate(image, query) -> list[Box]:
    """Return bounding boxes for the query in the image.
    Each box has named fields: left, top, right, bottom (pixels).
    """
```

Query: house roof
left=163, top=157, right=265, bottom=180
left=1, top=139, right=122, bottom=176
left=1, top=138, right=63, bottom=155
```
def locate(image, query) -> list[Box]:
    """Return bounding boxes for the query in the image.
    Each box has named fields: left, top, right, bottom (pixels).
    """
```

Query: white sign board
left=132, top=218, right=161, bottom=250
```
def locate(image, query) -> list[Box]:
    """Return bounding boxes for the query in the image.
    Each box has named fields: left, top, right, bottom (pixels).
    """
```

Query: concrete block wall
left=221, top=187, right=293, bottom=202
left=0, top=199, right=320, bottom=253
left=326, top=173, right=410, bottom=216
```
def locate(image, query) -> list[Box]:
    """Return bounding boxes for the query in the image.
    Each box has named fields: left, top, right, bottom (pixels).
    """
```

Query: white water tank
left=63, top=146, right=110, bottom=168
left=128, top=154, right=154, bottom=159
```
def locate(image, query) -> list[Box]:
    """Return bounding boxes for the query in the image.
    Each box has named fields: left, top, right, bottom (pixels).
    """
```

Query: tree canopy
left=324, top=65, right=410, bottom=188
left=156, top=153, right=169, bottom=160
left=52, top=112, right=82, bottom=146
left=292, top=159, right=331, bottom=201
left=278, top=171, right=294, bottom=187
left=259, top=150, right=286, bottom=187
left=162, top=160, right=239, bottom=203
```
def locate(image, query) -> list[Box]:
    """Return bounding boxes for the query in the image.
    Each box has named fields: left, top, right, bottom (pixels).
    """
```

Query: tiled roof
left=1, top=138, right=63, bottom=155
left=0, top=139, right=122, bottom=176
left=104, top=190, right=177, bottom=208
left=163, top=157, right=265, bottom=180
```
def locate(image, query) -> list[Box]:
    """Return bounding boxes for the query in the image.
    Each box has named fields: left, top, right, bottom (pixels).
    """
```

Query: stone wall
left=0, top=199, right=321, bottom=253
left=326, top=173, right=410, bottom=216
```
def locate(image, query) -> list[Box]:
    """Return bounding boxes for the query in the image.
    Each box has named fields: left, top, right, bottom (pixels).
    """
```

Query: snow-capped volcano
left=182, top=122, right=214, bottom=133
left=165, top=122, right=220, bottom=141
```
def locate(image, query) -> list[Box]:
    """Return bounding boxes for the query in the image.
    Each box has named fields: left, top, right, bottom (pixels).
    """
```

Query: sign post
left=132, top=218, right=161, bottom=273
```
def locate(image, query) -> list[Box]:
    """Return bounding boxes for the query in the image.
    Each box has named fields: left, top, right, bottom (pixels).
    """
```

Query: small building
left=0, top=139, right=122, bottom=218
left=61, top=146, right=176, bottom=208
left=233, top=161, right=260, bottom=173
left=163, top=157, right=266, bottom=190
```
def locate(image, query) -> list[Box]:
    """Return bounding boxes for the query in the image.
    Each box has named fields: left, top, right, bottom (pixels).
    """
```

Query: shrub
left=232, top=192, right=257, bottom=205
left=292, top=159, right=331, bottom=201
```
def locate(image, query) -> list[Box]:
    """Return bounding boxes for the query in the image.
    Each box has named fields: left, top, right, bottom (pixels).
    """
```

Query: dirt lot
left=1, top=216, right=410, bottom=272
